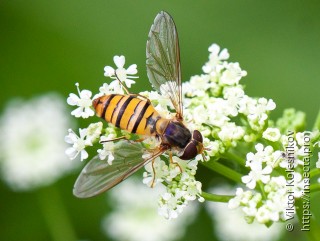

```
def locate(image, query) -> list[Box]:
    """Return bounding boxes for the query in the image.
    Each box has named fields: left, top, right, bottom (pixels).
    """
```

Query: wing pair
left=74, top=11, right=183, bottom=198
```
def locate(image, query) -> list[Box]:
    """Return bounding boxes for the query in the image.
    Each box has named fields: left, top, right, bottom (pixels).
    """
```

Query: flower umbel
left=66, top=43, right=320, bottom=227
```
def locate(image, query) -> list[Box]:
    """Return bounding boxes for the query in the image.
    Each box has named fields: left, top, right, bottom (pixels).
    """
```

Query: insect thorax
left=162, top=121, right=191, bottom=149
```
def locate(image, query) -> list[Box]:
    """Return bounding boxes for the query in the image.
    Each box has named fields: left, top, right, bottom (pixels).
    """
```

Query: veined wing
left=73, top=140, right=164, bottom=198
left=146, top=11, right=183, bottom=119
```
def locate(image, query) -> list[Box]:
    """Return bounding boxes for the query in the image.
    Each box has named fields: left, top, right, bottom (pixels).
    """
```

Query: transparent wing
left=146, top=11, right=183, bottom=119
left=73, top=140, right=164, bottom=198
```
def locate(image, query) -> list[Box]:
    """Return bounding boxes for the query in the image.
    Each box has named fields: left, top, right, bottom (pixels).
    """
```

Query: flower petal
left=67, top=93, right=80, bottom=106
left=71, top=107, right=84, bottom=118
left=114, top=55, right=125, bottom=68
left=80, top=90, right=92, bottom=99
left=126, top=64, right=137, bottom=75
left=104, top=66, right=115, bottom=77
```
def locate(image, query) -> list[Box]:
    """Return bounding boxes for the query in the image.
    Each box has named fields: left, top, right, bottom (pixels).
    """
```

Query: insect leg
left=175, top=113, right=183, bottom=121
left=133, top=136, right=148, bottom=142
left=169, top=151, right=182, bottom=173
left=99, top=136, right=127, bottom=143
left=150, top=158, right=156, bottom=188
left=113, top=71, right=150, bottom=103
left=100, top=136, right=149, bottom=145
left=129, top=93, right=151, bottom=104
left=114, top=71, right=131, bottom=95
left=201, top=153, right=207, bottom=161
left=147, top=144, right=170, bottom=188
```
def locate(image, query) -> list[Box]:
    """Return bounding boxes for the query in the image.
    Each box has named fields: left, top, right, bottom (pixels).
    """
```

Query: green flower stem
left=310, top=168, right=320, bottom=179
left=38, top=185, right=77, bottom=241
left=222, top=152, right=246, bottom=166
left=313, top=108, right=320, bottom=131
left=257, top=181, right=267, bottom=200
left=310, top=183, right=320, bottom=193
left=201, top=191, right=234, bottom=202
left=202, top=161, right=242, bottom=183
left=295, top=199, right=320, bottom=241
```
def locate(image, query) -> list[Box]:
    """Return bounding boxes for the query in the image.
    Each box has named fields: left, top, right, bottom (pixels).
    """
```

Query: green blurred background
left=1, top=0, right=319, bottom=240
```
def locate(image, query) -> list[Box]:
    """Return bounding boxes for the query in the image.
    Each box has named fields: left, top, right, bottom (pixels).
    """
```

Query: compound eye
left=179, top=142, right=197, bottom=160
left=193, top=130, right=203, bottom=143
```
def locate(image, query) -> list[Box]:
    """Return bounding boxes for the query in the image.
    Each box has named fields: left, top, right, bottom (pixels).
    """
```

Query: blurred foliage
left=0, top=0, right=319, bottom=240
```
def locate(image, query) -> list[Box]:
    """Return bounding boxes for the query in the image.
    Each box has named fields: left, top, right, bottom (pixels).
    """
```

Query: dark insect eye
left=193, top=130, right=203, bottom=143
left=179, top=142, right=197, bottom=160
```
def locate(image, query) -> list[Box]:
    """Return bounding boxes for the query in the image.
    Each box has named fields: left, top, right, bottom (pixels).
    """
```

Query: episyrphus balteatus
left=73, top=11, right=204, bottom=198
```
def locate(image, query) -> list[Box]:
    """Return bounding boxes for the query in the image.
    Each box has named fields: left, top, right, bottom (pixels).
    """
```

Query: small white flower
left=223, top=86, right=245, bottom=116
left=228, top=188, right=245, bottom=209
left=262, top=127, right=281, bottom=142
left=142, top=136, right=162, bottom=150
left=182, top=176, right=203, bottom=201
left=207, top=100, right=231, bottom=126
left=144, top=90, right=174, bottom=119
left=67, top=83, right=94, bottom=118
left=218, top=123, right=244, bottom=144
left=255, top=205, right=272, bottom=224
left=98, top=82, right=124, bottom=95
left=86, top=122, right=103, bottom=145
left=202, top=43, right=229, bottom=74
left=240, top=97, right=276, bottom=132
left=187, top=75, right=211, bottom=96
left=228, top=188, right=254, bottom=209
left=264, top=176, right=286, bottom=195
left=204, top=139, right=221, bottom=157
left=247, top=98, right=276, bottom=124
left=242, top=199, right=258, bottom=217
left=158, top=191, right=185, bottom=220
left=209, top=43, right=230, bottom=59
left=65, top=128, right=91, bottom=161
left=192, top=105, right=209, bottom=124
left=220, top=62, right=247, bottom=86
left=242, top=162, right=272, bottom=189
left=97, top=138, right=115, bottom=165
left=245, top=144, right=276, bottom=167
left=104, top=55, right=138, bottom=88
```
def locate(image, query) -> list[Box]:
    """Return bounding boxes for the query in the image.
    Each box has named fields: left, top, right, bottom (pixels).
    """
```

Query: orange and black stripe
left=93, top=94, right=165, bottom=136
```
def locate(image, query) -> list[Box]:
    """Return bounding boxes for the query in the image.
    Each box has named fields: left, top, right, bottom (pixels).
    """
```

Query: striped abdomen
left=93, top=94, right=168, bottom=136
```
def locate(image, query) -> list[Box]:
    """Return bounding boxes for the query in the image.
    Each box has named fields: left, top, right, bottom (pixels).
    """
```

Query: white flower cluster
left=66, top=47, right=319, bottom=222
left=65, top=122, right=103, bottom=161
left=206, top=186, right=283, bottom=241
left=65, top=56, right=137, bottom=163
left=182, top=43, right=276, bottom=158
left=143, top=157, right=204, bottom=219
left=0, top=94, right=75, bottom=191
left=228, top=135, right=310, bottom=225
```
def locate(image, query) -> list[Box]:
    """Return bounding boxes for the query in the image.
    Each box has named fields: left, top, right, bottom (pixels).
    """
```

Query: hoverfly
left=73, top=11, right=204, bottom=198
